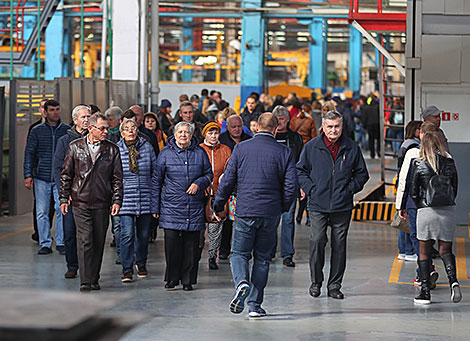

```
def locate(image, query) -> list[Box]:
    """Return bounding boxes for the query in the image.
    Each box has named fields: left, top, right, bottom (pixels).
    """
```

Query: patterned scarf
left=125, top=139, right=140, bottom=173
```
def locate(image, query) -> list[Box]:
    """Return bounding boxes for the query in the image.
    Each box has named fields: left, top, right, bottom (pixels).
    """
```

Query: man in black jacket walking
left=297, top=110, right=369, bottom=300
left=361, top=95, right=380, bottom=158
left=272, top=106, right=303, bottom=267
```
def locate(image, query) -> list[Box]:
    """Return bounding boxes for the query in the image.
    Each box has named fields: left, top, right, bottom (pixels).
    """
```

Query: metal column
left=150, top=0, right=160, bottom=110
left=349, top=25, right=362, bottom=98
left=45, top=2, right=65, bottom=80
left=181, top=16, right=193, bottom=82
left=240, top=0, right=265, bottom=105
left=308, top=18, right=327, bottom=92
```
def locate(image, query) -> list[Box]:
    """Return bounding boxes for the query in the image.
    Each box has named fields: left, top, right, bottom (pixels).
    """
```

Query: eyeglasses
left=182, top=111, right=193, bottom=114
left=92, top=125, right=108, bottom=131
left=123, top=126, right=137, bottom=132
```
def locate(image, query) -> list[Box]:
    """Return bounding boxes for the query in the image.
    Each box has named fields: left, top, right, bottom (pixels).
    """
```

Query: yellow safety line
left=385, top=186, right=393, bottom=196
left=456, top=238, right=468, bottom=280
left=0, top=227, right=33, bottom=240
left=388, top=252, right=404, bottom=283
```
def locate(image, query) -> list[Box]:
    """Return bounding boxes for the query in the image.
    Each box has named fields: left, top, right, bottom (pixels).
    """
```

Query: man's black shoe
left=31, top=233, right=39, bottom=243
left=91, top=283, right=101, bottom=290
left=64, top=269, right=77, bottom=279
left=309, top=283, right=321, bottom=298
left=80, top=283, right=92, bottom=292
left=37, top=246, right=52, bottom=255
left=328, top=289, right=344, bottom=299
left=164, top=281, right=178, bottom=290
left=283, top=257, right=295, bottom=267
left=183, top=284, right=193, bottom=291
left=56, top=245, right=66, bottom=255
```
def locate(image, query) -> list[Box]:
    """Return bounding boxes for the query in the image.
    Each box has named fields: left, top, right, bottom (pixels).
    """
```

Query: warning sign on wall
left=452, top=113, right=460, bottom=121
left=442, top=112, right=451, bottom=121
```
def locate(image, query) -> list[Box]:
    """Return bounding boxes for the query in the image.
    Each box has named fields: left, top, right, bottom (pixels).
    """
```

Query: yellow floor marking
left=388, top=252, right=404, bottom=283
left=456, top=238, right=468, bottom=280
left=385, top=186, right=394, bottom=196
left=0, top=227, right=33, bottom=240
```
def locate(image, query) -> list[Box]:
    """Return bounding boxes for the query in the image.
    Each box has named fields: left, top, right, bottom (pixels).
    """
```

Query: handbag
left=390, top=211, right=410, bottom=233
left=205, top=183, right=228, bottom=223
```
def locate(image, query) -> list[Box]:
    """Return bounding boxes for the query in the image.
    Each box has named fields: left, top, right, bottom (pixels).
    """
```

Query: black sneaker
left=209, top=257, right=218, bottom=270
left=80, top=283, right=92, bottom=292
left=121, top=271, right=133, bottom=283
left=429, top=270, right=439, bottom=290
left=136, top=265, right=148, bottom=278
left=31, top=233, right=39, bottom=243
left=91, top=283, right=101, bottom=290
left=56, top=245, right=66, bottom=255
left=451, top=282, right=462, bottom=303
left=414, top=290, right=431, bottom=304
left=283, top=257, right=295, bottom=267
left=183, top=284, right=193, bottom=291
left=37, top=246, right=52, bottom=255
left=164, top=281, right=178, bottom=290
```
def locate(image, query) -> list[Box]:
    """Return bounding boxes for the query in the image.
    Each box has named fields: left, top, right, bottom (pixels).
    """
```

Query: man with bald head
left=214, top=113, right=298, bottom=319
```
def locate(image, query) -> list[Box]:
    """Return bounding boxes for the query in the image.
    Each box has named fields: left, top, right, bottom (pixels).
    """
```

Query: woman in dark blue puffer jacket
left=117, top=119, right=159, bottom=283
left=155, top=121, right=213, bottom=291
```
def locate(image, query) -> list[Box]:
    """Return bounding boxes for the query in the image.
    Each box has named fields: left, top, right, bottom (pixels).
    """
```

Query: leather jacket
left=60, top=137, right=123, bottom=209
left=410, top=153, right=458, bottom=209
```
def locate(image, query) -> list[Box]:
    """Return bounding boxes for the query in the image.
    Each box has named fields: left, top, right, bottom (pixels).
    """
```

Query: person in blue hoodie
left=297, top=110, right=369, bottom=300
left=155, top=121, right=213, bottom=291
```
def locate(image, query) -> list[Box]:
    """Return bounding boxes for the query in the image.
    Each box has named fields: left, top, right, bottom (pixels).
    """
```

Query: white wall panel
left=421, top=35, right=461, bottom=83
left=445, top=0, right=465, bottom=14
left=422, top=0, right=444, bottom=14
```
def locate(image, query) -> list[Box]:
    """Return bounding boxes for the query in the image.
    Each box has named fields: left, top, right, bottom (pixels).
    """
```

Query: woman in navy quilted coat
left=155, top=121, right=213, bottom=291
left=117, top=119, right=159, bottom=283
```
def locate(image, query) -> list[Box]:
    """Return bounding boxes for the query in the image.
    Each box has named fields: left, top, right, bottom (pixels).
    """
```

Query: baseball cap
left=422, top=105, right=443, bottom=119
left=160, top=99, right=171, bottom=109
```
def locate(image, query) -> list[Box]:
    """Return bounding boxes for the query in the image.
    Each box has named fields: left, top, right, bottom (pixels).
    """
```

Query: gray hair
left=105, top=106, right=123, bottom=120
left=272, top=105, right=290, bottom=119
left=179, top=100, right=194, bottom=112
left=72, top=105, right=91, bottom=119
left=89, top=112, right=107, bottom=126
left=119, top=118, right=137, bottom=134
left=226, top=114, right=242, bottom=127
left=174, top=121, right=195, bottom=135
left=322, top=110, right=343, bottom=125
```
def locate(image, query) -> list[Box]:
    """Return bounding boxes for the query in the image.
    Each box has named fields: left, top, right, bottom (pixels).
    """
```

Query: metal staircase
left=0, top=0, right=60, bottom=66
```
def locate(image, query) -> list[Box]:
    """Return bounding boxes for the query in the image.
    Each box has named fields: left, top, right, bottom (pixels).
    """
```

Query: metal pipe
left=139, top=0, right=149, bottom=106
left=80, top=0, right=84, bottom=77
left=9, top=0, right=12, bottom=80
left=351, top=20, right=405, bottom=77
left=108, top=0, right=113, bottom=77
left=378, top=37, right=385, bottom=183
left=36, top=0, right=40, bottom=79
left=100, top=0, right=108, bottom=78
left=150, top=0, right=160, bottom=110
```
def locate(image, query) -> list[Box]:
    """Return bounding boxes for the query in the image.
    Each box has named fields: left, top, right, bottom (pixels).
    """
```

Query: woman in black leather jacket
left=409, top=131, right=460, bottom=305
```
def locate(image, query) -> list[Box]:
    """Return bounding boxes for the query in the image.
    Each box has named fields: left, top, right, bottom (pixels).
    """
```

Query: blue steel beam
left=58, top=12, right=348, bottom=19
left=181, top=16, right=193, bottom=82
left=45, top=2, right=65, bottom=80
left=240, top=0, right=265, bottom=105
left=349, top=25, right=362, bottom=98
left=308, top=18, right=327, bottom=92
left=22, top=4, right=36, bottom=78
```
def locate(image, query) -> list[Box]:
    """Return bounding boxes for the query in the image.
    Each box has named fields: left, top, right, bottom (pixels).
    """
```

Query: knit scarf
left=125, top=139, right=140, bottom=173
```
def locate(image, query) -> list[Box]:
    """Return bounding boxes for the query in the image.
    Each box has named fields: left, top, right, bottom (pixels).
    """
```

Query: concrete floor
left=1, top=211, right=470, bottom=340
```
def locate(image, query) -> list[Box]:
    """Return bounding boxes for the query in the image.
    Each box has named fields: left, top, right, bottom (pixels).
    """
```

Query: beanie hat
left=202, top=121, right=221, bottom=137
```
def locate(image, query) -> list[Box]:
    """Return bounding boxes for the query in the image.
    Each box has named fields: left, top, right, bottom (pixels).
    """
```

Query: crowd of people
left=23, top=88, right=459, bottom=318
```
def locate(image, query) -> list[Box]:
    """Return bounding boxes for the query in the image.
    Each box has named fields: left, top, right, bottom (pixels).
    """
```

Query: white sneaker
left=398, top=253, right=406, bottom=260
left=405, top=254, right=418, bottom=262
left=451, top=282, right=462, bottom=303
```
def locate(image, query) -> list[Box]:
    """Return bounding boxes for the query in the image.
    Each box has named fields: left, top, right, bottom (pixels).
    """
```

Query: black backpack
left=425, top=168, right=455, bottom=207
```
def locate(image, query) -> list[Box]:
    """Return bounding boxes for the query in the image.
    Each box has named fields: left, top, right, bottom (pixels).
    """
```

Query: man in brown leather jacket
left=60, top=113, right=123, bottom=292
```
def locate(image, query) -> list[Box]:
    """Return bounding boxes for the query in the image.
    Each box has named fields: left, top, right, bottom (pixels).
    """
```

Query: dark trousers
left=63, top=210, right=79, bottom=271
left=367, top=126, right=380, bottom=158
left=219, top=219, right=233, bottom=257
left=72, top=207, right=110, bottom=285
left=308, top=210, right=352, bottom=290
left=164, top=229, right=200, bottom=285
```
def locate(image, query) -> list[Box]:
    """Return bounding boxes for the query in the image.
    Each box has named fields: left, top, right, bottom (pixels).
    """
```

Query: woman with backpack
left=409, top=130, right=460, bottom=305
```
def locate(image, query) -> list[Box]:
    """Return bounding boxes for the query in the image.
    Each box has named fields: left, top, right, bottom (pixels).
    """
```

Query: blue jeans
left=112, top=215, right=121, bottom=255
left=34, top=178, right=63, bottom=248
left=63, top=209, right=78, bottom=270
left=272, top=200, right=295, bottom=259
left=398, top=231, right=413, bottom=255
left=119, top=214, right=152, bottom=274
left=407, top=208, right=419, bottom=256
left=230, top=215, right=280, bottom=309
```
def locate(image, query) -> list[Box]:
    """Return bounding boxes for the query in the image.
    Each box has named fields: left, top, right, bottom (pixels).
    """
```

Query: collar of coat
left=313, top=132, right=353, bottom=152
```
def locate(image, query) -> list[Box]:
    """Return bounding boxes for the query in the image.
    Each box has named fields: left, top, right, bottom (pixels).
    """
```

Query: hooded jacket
left=155, top=136, right=213, bottom=231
